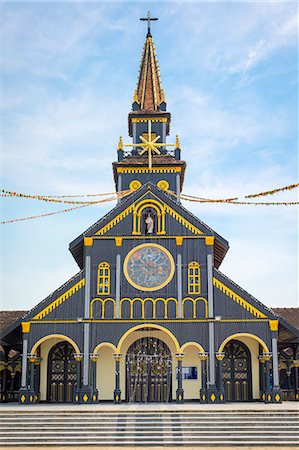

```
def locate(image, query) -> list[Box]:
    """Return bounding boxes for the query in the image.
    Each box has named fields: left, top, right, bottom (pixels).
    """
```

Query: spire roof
left=133, top=34, right=166, bottom=112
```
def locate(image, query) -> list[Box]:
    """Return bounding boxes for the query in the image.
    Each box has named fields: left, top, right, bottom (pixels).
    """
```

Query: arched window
left=98, top=262, right=110, bottom=295
left=188, top=262, right=201, bottom=294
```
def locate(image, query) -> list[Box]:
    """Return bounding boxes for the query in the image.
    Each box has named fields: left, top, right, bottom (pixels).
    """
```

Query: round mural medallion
left=124, top=243, right=175, bottom=291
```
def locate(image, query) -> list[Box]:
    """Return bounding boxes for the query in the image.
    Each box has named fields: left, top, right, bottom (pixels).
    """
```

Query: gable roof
left=214, top=268, right=278, bottom=320
left=69, top=182, right=229, bottom=269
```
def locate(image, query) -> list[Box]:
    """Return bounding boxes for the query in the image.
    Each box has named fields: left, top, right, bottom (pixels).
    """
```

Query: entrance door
left=47, top=342, right=77, bottom=402
left=222, top=339, right=252, bottom=401
left=126, top=337, right=172, bottom=402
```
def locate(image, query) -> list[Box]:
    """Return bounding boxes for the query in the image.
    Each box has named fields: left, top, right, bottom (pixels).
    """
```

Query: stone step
left=1, top=421, right=297, bottom=428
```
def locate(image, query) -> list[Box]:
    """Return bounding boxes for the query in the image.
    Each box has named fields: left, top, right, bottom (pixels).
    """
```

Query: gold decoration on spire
left=117, top=136, right=123, bottom=151
left=134, top=29, right=166, bottom=112
left=175, top=135, right=180, bottom=148
left=124, top=120, right=178, bottom=169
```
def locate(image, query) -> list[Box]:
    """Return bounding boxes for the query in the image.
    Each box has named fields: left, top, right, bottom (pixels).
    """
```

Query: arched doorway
left=126, top=337, right=172, bottom=403
left=47, top=342, right=77, bottom=403
left=222, top=339, right=252, bottom=401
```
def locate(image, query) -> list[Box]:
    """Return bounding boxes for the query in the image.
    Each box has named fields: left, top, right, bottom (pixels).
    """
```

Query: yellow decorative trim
left=116, top=323, right=180, bottom=354
left=33, top=278, right=85, bottom=320
left=84, top=237, right=93, bottom=247
left=115, top=237, right=123, bottom=247
left=157, top=180, right=169, bottom=191
left=93, top=342, right=117, bottom=354
left=218, top=333, right=269, bottom=354
left=175, top=237, right=183, bottom=246
left=131, top=117, right=168, bottom=123
left=269, top=320, right=279, bottom=331
left=97, top=262, right=110, bottom=295
left=120, top=297, right=178, bottom=319
left=95, top=203, right=135, bottom=235
left=213, top=278, right=266, bottom=318
left=210, top=394, right=216, bottom=402
left=134, top=199, right=166, bottom=235
left=83, top=394, right=88, bottom=402
left=30, top=334, right=80, bottom=355
left=20, top=395, right=25, bottom=403
left=21, top=322, right=31, bottom=333
left=182, top=297, right=208, bottom=318
left=117, top=136, right=123, bottom=150
left=129, top=180, right=142, bottom=191
left=188, top=262, right=201, bottom=295
left=117, top=166, right=181, bottom=174
left=90, top=298, right=116, bottom=319
left=123, top=244, right=175, bottom=292
left=205, top=236, right=215, bottom=246
left=164, top=204, right=203, bottom=234
left=180, top=341, right=205, bottom=353
left=30, top=318, right=269, bottom=324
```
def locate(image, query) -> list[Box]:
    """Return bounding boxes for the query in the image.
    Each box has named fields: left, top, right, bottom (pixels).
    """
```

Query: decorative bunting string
left=1, top=189, right=131, bottom=205
left=1, top=182, right=298, bottom=225
left=245, top=183, right=299, bottom=199
left=0, top=190, right=133, bottom=225
left=0, top=204, right=92, bottom=225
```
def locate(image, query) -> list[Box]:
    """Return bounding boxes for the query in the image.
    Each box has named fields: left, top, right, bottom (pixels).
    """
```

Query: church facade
left=2, top=21, right=298, bottom=406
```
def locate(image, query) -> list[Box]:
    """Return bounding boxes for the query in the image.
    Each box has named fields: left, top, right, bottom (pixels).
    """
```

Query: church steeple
left=113, top=14, right=186, bottom=201
left=132, top=30, right=166, bottom=112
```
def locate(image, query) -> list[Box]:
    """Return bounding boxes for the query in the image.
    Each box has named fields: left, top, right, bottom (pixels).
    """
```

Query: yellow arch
left=116, top=323, right=180, bottom=354
left=90, top=298, right=116, bottom=319
left=93, top=341, right=117, bottom=354
left=135, top=199, right=164, bottom=215
left=218, top=333, right=269, bottom=354
left=30, top=334, right=80, bottom=355
left=134, top=199, right=165, bottom=234
left=182, top=297, right=208, bottom=318
left=180, top=341, right=206, bottom=353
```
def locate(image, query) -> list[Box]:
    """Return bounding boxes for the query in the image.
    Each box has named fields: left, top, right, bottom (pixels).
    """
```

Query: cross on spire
left=140, top=11, right=158, bottom=37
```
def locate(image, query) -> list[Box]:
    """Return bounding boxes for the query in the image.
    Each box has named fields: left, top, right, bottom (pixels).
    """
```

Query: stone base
left=176, top=388, right=184, bottom=403
left=263, top=388, right=282, bottom=403
left=74, top=385, right=98, bottom=404
left=206, top=387, right=225, bottom=404
left=18, top=388, right=37, bottom=405
left=199, top=389, right=208, bottom=403
left=114, top=389, right=121, bottom=403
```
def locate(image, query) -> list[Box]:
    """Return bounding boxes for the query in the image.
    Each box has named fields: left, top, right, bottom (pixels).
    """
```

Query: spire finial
left=140, top=11, right=158, bottom=37
left=117, top=136, right=123, bottom=151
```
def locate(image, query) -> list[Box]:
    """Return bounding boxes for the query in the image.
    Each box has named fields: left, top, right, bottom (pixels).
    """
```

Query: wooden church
left=1, top=16, right=298, bottom=405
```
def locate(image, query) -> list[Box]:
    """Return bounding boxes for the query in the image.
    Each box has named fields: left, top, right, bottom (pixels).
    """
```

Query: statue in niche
left=145, top=213, right=154, bottom=234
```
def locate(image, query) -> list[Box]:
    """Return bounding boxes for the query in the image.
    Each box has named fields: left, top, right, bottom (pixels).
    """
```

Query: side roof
left=69, top=182, right=230, bottom=269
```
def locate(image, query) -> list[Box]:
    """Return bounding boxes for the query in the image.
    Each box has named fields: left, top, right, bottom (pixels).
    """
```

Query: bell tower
left=113, top=12, right=186, bottom=200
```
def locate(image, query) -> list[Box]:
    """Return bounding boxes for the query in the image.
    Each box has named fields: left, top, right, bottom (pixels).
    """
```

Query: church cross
left=140, top=11, right=158, bottom=37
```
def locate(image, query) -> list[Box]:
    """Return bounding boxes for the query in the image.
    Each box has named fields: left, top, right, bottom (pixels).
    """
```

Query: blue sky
left=1, top=1, right=298, bottom=311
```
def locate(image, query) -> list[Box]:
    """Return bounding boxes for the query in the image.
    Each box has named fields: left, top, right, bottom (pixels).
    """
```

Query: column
left=34, top=357, right=42, bottom=401
left=1, top=347, right=9, bottom=402
left=73, top=353, right=82, bottom=402
left=90, top=354, right=99, bottom=402
left=205, top=237, right=219, bottom=402
left=176, top=174, right=181, bottom=203
left=80, top=253, right=94, bottom=403
left=216, top=352, right=225, bottom=402
left=177, top=254, right=183, bottom=318
left=113, top=353, right=122, bottom=403
left=293, top=360, right=299, bottom=401
left=267, top=321, right=281, bottom=402
left=28, top=355, right=37, bottom=391
left=258, top=355, right=265, bottom=400
left=199, top=352, right=208, bottom=403
left=19, top=322, right=35, bottom=404
left=115, top=254, right=121, bottom=318
left=176, top=353, right=184, bottom=403
left=263, top=353, right=273, bottom=403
